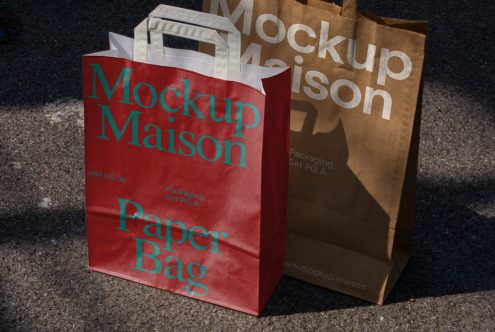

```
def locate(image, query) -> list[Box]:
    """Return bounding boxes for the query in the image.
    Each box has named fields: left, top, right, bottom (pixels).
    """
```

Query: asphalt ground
left=0, top=0, right=494, bottom=331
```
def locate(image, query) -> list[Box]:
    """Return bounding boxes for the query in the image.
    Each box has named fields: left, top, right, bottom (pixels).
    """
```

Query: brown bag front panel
left=203, top=0, right=427, bottom=302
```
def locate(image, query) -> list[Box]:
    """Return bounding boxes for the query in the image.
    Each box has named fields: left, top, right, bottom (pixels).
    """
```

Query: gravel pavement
left=0, top=0, right=494, bottom=331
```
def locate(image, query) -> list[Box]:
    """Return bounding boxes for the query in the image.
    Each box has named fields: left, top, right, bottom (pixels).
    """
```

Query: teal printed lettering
left=188, top=226, right=211, bottom=251
left=89, top=65, right=263, bottom=168
left=89, top=64, right=132, bottom=104
left=143, top=124, right=165, bottom=151
left=182, top=80, right=207, bottom=119
left=143, top=214, right=164, bottom=238
left=178, top=131, right=196, bottom=157
left=223, top=141, right=247, bottom=168
left=133, top=238, right=208, bottom=296
left=163, top=219, right=188, bottom=252
left=117, top=198, right=143, bottom=232
left=185, top=263, right=208, bottom=297
left=163, top=255, right=185, bottom=281
left=97, top=104, right=248, bottom=167
left=197, top=136, right=223, bottom=162
left=134, top=82, right=158, bottom=109
left=233, top=101, right=261, bottom=138
left=160, top=88, right=182, bottom=113
left=210, top=97, right=234, bottom=124
left=134, top=237, right=162, bottom=274
left=97, top=105, right=141, bottom=147
left=121, top=199, right=223, bottom=297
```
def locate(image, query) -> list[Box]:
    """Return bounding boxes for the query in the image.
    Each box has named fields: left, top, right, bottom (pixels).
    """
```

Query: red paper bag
left=83, top=5, right=291, bottom=315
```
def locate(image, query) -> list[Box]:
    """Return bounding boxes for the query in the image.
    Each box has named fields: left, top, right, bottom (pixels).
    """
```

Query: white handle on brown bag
left=297, top=0, right=358, bottom=19
left=341, top=0, right=358, bottom=19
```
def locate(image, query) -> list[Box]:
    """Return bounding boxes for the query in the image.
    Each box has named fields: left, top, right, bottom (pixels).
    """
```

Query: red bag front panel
left=83, top=56, right=269, bottom=314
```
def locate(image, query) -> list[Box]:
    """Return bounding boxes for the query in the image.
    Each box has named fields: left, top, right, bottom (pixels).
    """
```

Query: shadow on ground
left=0, top=179, right=493, bottom=319
left=388, top=178, right=495, bottom=304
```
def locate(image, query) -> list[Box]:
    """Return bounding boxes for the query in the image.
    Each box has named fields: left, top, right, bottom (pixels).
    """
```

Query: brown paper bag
left=202, top=0, right=427, bottom=304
